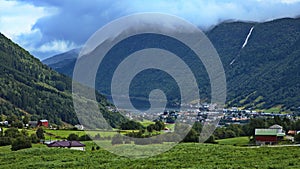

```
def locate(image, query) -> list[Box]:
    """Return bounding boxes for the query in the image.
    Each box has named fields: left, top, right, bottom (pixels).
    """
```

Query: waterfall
left=230, top=26, right=254, bottom=65
left=241, top=26, right=254, bottom=49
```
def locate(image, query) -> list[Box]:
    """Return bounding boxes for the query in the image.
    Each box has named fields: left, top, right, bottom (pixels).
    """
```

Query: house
left=46, top=141, right=85, bottom=151
left=37, top=120, right=49, bottom=128
left=74, top=124, right=84, bottom=130
left=255, top=124, right=285, bottom=145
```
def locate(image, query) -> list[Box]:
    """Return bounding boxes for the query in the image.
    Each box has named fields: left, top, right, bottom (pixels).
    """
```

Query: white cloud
left=1, top=0, right=300, bottom=59
left=0, top=0, right=49, bottom=40
left=34, top=40, right=77, bottom=53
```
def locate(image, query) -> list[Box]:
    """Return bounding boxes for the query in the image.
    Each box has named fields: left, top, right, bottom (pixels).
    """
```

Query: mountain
left=42, top=48, right=80, bottom=77
left=208, top=18, right=300, bottom=110
left=0, top=33, right=126, bottom=127
left=43, top=17, right=300, bottom=111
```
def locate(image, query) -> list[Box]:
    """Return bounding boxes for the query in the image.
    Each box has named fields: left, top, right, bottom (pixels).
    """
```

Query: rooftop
left=255, top=128, right=285, bottom=136
left=47, top=141, right=85, bottom=147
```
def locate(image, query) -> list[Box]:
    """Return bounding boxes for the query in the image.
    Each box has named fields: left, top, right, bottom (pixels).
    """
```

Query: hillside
left=43, top=17, right=300, bottom=111
left=0, top=33, right=126, bottom=127
left=208, top=18, right=300, bottom=110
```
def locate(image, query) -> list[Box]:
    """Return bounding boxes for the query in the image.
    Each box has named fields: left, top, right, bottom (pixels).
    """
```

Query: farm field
left=216, top=137, right=250, bottom=146
left=0, top=142, right=300, bottom=168
left=1, top=127, right=121, bottom=140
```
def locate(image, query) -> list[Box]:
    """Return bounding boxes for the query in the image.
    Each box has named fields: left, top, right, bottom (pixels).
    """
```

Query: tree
left=23, top=115, right=30, bottom=125
left=36, top=127, right=45, bottom=140
left=21, top=129, right=28, bottom=137
left=6, top=114, right=18, bottom=125
left=4, top=128, right=20, bottom=138
left=146, top=124, right=155, bottom=133
left=204, top=135, right=216, bottom=143
left=11, top=136, right=32, bottom=151
left=154, top=121, right=165, bottom=131
left=79, top=134, right=92, bottom=141
left=67, top=133, right=79, bottom=141
left=182, top=128, right=199, bottom=142
left=248, top=118, right=266, bottom=136
left=225, top=130, right=236, bottom=138
left=11, top=121, right=23, bottom=129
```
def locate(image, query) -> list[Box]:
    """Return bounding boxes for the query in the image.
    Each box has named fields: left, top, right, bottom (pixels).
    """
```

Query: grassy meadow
left=1, top=142, right=300, bottom=168
left=1, top=128, right=300, bottom=168
left=216, top=136, right=250, bottom=146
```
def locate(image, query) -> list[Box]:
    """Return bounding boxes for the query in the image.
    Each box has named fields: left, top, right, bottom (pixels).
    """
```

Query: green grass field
left=216, top=137, right=250, bottom=146
left=44, top=129, right=117, bottom=139
left=0, top=142, right=300, bottom=168
left=2, top=127, right=120, bottom=140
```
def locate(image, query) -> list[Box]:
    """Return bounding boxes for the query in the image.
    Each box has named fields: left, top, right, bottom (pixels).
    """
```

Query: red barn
left=37, top=120, right=49, bottom=128
left=255, top=124, right=285, bottom=145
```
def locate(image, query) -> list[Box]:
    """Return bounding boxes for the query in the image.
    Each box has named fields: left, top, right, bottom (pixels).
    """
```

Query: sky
left=0, top=0, right=300, bottom=60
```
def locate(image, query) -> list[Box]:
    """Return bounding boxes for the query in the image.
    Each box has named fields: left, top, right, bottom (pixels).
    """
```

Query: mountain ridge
left=43, top=17, right=300, bottom=111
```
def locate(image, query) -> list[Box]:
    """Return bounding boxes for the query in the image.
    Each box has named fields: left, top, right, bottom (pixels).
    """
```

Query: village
left=1, top=103, right=300, bottom=152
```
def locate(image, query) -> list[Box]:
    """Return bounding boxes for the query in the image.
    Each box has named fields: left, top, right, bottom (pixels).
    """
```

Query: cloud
left=0, top=0, right=48, bottom=41
left=2, top=0, right=300, bottom=59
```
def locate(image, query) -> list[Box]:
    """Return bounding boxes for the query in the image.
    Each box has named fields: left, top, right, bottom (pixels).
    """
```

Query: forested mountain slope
left=0, top=33, right=126, bottom=127
left=43, top=17, right=300, bottom=111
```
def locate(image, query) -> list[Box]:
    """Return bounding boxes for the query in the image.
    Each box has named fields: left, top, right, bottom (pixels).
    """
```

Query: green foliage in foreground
left=0, top=143, right=300, bottom=168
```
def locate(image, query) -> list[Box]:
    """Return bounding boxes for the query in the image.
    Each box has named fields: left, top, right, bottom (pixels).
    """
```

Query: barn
left=37, top=120, right=49, bottom=128
left=255, top=124, right=285, bottom=145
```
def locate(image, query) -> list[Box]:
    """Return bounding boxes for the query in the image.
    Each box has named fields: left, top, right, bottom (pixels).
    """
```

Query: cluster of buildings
left=221, top=108, right=295, bottom=125
left=0, top=119, right=49, bottom=128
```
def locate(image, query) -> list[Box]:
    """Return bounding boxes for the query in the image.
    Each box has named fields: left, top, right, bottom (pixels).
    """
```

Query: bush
left=79, top=134, right=92, bottom=141
left=5, top=128, right=20, bottom=138
left=11, top=136, right=32, bottom=151
left=36, top=128, right=45, bottom=140
left=147, top=124, right=155, bottom=132
left=182, top=128, right=199, bottom=143
left=154, top=121, right=165, bottom=131
left=30, top=134, right=39, bottom=143
left=120, top=120, right=144, bottom=130
left=204, top=135, right=216, bottom=144
left=67, top=133, right=79, bottom=141
left=0, top=137, right=11, bottom=146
